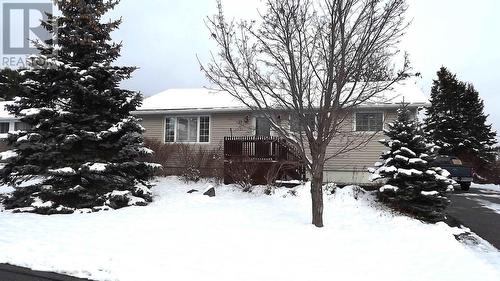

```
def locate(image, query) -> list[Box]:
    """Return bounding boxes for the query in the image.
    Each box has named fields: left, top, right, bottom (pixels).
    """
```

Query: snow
left=394, top=154, right=409, bottom=162
left=31, top=197, right=54, bottom=208
left=47, top=167, right=76, bottom=175
left=474, top=199, right=500, bottom=215
left=397, top=168, right=423, bottom=176
left=16, top=176, right=47, bottom=188
left=19, top=108, right=41, bottom=116
left=203, top=184, right=214, bottom=193
left=83, top=162, right=107, bottom=172
left=137, top=79, right=428, bottom=112
left=380, top=184, right=398, bottom=192
left=0, top=150, right=17, bottom=160
left=421, top=191, right=439, bottom=196
left=0, top=177, right=498, bottom=281
left=16, top=135, right=28, bottom=142
left=0, top=101, right=14, bottom=119
left=138, top=147, right=154, bottom=154
left=138, top=88, right=244, bottom=112
left=145, top=162, right=162, bottom=169
left=409, top=158, right=427, bottom=165
left=275, top=179, right=302, bottom=185
left=473, top=183, right=500, bottom=192
left=109, top=190, right=130, bottom=197
left=401, top=147, right=417, bottom=157
left=0, top=184, right=14, bottom=195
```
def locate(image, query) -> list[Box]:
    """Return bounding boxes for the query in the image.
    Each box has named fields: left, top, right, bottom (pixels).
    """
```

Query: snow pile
left=0, top=177, right=498, bottom=281
left=473, top=183, right=500, bottom=192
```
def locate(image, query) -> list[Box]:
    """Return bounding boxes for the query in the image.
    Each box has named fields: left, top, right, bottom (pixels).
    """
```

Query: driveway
left=0, top=264, right=93, bottom=281
left=447, top=184, right=500, bottom=249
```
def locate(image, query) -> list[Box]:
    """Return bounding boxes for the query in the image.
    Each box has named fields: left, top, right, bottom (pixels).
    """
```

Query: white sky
left=8, top=0, right=500, bottom=133
left=107, top=0, right=500, bottom=134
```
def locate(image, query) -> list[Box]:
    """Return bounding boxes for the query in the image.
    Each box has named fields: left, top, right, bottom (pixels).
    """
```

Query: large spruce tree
left=425, top=67, right=497, bottom=178
left=370, top=103, right=454, bottom=222
left=0, top=0, right=159, bottom=214
left=0, top=68, right=23, bottom=101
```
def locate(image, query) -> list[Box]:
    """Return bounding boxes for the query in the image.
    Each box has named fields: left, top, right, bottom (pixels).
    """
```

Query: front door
left=255, top=117, right=271, bottom=137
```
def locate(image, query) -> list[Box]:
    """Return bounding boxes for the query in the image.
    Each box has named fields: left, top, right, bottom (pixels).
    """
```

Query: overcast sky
left=106, top=0, right=500, bottom=133
left=93, top=0, right=500, bottom=135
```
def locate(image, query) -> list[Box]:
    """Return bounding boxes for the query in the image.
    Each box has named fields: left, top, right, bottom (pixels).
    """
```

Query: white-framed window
left=165, top=116, right=210, bottom=143
left=355, top=112, right=383, bottom=132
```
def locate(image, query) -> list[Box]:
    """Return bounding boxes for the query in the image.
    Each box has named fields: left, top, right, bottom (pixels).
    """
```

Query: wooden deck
left=223, top=136, right=306, bottom=185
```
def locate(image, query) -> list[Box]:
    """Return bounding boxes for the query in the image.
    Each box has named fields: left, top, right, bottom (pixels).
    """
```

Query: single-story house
left=134, top=79, right=429, bottom=185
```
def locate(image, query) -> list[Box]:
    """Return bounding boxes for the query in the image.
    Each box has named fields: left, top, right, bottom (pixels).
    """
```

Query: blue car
left=433, top=156, right=473, bottom=191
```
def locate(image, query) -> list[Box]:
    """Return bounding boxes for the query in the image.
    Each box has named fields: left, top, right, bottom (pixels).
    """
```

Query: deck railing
left=223, top=136, right=303, bottom=163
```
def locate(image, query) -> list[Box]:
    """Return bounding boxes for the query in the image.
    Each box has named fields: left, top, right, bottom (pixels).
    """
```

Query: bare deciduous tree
left=201, top=0, right=411, bottom=227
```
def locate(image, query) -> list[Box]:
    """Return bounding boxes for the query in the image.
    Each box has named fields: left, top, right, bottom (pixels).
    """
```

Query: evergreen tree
left=0, top=68, right=23, bottom=101
left=0, top=0, right=160, bottom=214
left=370, top=103, right=454, bottom=222
left=425, top=67, right=497, bottom=178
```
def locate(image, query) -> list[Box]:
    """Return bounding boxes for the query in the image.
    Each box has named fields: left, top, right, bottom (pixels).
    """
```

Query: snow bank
left=0, top=177, right=498, bottom=281
left=474, top=199, right=500, bottom=215
left=473, top=183, right=500, bottom=192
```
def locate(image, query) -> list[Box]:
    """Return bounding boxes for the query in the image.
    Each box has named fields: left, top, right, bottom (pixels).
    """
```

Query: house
left=134, top=79, right=429, bottom=185
left=0, top=101, right=31, bottom=139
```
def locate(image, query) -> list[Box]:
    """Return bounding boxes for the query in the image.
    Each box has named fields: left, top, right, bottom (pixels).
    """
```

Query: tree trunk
left=311, top=168, right=324, bottom=227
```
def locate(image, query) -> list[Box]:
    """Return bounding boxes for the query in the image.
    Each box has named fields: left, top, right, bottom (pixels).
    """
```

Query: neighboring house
left=134, top=80, right=429, bottom=185
left=0, top=101, right=31, bottom=139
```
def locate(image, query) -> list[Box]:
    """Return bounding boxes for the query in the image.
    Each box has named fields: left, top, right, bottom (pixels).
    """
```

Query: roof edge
left=133, top=102, right=430, bottom=115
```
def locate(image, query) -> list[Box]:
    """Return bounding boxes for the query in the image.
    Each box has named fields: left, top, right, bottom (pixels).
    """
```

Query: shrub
left=224, top=158, right=259, bottom=192
left=143, top=138, right=223, bottom=182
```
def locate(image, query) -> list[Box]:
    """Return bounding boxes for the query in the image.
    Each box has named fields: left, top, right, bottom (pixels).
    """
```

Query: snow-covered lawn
left=0, top=177, right=499, bottom=281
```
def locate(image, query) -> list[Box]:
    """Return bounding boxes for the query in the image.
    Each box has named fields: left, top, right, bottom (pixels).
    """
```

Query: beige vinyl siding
left=140, top=115, right=164, bottom=141
left=137, top=112, right=253, bottom=172
left=323, top=109, right=398, bottom=172
left=136, top=108, right=407, bottom=178
left=138, top=111, right=254, bottom=148
left=210, top=112, right=254, bottom=147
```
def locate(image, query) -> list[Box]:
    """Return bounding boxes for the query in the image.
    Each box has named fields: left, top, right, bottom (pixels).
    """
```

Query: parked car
left=432, top=156, right=473, bottom=191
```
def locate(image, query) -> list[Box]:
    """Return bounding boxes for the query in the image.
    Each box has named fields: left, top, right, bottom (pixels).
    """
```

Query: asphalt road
left=0, top=264, right=93, bottom=281
left=447, top=186, right=500, bottom=249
